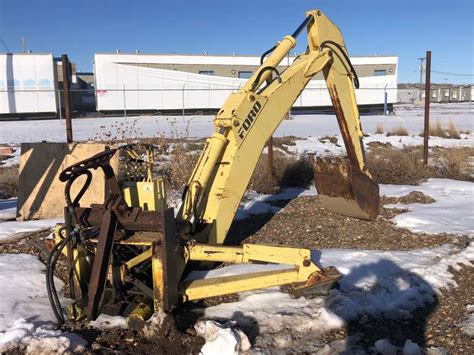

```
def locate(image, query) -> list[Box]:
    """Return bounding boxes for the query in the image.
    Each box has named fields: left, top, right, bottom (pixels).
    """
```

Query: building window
left=199, top=70, right=214, bottom=76
left=373, top=69, right=386, bottom=76
left=238, top=71, right=252, bottom=79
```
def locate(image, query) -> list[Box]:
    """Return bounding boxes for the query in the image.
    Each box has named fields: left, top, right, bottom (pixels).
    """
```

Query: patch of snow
left=403, top=339, right=421, bottom=355
left=202, top=242, right=472, bottom=339
left=0, top=254, right=86, bottom=353
left=89, top=314, right=128, bottom=329
left=236, top=186, right=315, bottom=220
left=0, top=318, right=87, bottom=354
left=195, top=320, right=250, bottom=355
left=185, top=263, right=293, bottom=282
left=1, top=103, right=471, bottom=144
left=288, top=133, right=474, bottom=157
left=0, top=218, right=61, bottom=242
left=374, top=338, right=397, bottom=355
left=458, top=304, right=474, bottom=336
left=381, top=179, right=474, bottom=235
left=0, top=146, right=20, bottom=167
left=0, top=199, right=16, bottom=221
left=0, top=254, right=65, bottom=331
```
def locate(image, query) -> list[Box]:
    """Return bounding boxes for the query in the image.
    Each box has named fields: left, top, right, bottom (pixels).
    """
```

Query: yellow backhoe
left=46, top=9, right=380, bottom=325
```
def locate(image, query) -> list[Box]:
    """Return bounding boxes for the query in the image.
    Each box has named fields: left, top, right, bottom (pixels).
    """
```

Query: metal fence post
left=423, top=50, right=431, bottom=167
left=61, top=54, right=73, bottom=143
left=58, top=88, right=62, bottom=123
left=123, top=83, right=127, bottom=119
left=182, top=84, right=185, bottom=119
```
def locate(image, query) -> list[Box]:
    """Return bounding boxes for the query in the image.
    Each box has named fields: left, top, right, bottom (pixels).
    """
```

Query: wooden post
left=62, top=54, right=73, bottom=143
left=423, top=51, right=431, bottom=166
left=267, top=136, right=273, bottom=180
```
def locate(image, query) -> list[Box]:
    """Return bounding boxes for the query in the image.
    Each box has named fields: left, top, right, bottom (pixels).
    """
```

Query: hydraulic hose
left=46, top=231, right=72, bottom=324
left=319, top=40, right=360, bottom=89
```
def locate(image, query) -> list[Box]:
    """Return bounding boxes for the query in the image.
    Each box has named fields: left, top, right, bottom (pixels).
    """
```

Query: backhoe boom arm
left=179, top=10, right=377, bottom=244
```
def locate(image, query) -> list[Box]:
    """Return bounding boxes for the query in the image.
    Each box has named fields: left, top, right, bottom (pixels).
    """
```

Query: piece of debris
left=194, top=320, right=251, bottom=355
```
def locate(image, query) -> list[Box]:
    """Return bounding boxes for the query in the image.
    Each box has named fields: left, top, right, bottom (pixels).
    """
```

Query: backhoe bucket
left=313, top=157, right=380, bottom=220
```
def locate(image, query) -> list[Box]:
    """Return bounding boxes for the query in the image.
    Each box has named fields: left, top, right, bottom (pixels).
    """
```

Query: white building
left=0, top=53, right=58, bottom=116
left=94, top=53, right=398, bottom=113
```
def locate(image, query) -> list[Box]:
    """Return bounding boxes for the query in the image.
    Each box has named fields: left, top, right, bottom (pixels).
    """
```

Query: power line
left=431, top=70, right=474, bottom=77
left=0, top=38, right=10, bottom=52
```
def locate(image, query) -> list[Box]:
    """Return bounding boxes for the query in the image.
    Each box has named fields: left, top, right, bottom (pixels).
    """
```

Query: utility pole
left=423, top=51, right=431, bottom=167
left=21, top=37, right=26, bottom=53
left=418, top=57, right=425, bottom=102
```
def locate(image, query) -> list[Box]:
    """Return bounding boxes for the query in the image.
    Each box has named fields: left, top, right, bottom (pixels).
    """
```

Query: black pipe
left=250, top=66, right=281, bottom=91
left=320, top=40, right=360, bottom=89
left=292, top=16, right=313, bottom=38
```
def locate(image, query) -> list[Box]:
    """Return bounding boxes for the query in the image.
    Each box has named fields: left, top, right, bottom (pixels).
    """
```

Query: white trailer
left=94, top=53, right=398, bottom=112
left=0, top=53, right=57, bottom=115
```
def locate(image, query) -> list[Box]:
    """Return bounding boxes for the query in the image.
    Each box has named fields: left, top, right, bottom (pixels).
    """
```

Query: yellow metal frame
left=181, top=243, right=321, bottom=301
left=178, top=9, right=373, bottom=245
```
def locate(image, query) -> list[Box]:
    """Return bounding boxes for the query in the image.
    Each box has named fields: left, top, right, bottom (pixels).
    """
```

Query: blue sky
left=0, top=0, right=472, bottom=83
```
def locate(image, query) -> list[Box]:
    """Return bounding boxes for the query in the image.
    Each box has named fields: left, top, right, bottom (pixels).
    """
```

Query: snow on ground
left=0, top=198, right=16, bottom=221
left=236, top=186, right=316, bottom=220
left=0, top=103, right=472, bottom=145
left=0, top=147, right=20, bottom=167
left=89, top=314, right=128, bottom=330
left=288, top=133, right=474, bottom=156
left=380, top=179, right=474, bottom=235
left=199, top=242, right=472, bottom=342
left=196, top=177, right=474, bottom=350
left=0, top=254, right=87, bottom=353
left=0, top=218, right=61, bottom=242
left=194, top=320, right=250, bottom=355
left=458, top=305, right=474, bottom=337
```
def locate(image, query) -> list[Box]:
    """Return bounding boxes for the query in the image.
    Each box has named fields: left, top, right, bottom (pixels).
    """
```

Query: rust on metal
left=86, top=208, right=118, bottom=320
left=291, top=266, right=342, bottom=297
left=313, top=157, right=380, bottom=220
left=313, top=83, right=380, bottom=221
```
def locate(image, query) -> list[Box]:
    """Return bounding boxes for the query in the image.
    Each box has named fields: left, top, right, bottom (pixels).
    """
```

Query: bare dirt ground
left=1, top=191, right=472, bottom=354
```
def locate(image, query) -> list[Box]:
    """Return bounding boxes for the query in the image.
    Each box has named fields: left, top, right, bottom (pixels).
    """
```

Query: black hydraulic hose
left=250, top=66, right=281, bottom=91
left=319, top=40, right=360, bottom=89
left=46, top=233, right=72, bottom=324
left=260, top=44, right=277, bottom=65
left=65, top=170, right=92, bottom=208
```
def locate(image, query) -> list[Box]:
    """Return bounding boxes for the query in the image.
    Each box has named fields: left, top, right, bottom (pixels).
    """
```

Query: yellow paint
left=178, top=9, right=374, bottom=245
left=123, top=178, right=166, bottom=211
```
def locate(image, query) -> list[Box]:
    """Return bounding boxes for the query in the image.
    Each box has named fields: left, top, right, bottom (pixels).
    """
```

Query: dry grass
left=367, top=145, right=473, bottom=185
left=367, top=146, right=431, bottom=185
left=386, top=125, right=409, bottom=137
left=165, top=147, right=199, bottom=190
left=0, top=166, right=19, bottom=199
left=375, top=122, right=384, bottom=134
left=447, top=121, right=461, bottom=139
left=423, top=120, right=461, bottom=139
left=249, top=152, right=313, bottom=194
left=432, top=147, right=473, bottom=181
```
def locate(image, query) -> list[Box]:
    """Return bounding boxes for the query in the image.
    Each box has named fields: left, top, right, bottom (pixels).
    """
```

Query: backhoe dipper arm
left=178, top=10, right=375, bottom=244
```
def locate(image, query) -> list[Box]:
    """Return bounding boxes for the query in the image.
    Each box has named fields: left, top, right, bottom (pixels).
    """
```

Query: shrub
left=427, top=120, right=444, bottom=138
left=375, top=122, right=384, bottom=134
left=447, top=121, right=461, bottom=139
left=423, top=120, right=460, bottom=139
left=386, top=126, right=409, bottom=137
left=249, top=152, right=313, bottom=194
left=0, top=166, right=18, bottom=199
left=433, top=147, right=473, bottom=181
left=367, top=146, right=431, bottom=185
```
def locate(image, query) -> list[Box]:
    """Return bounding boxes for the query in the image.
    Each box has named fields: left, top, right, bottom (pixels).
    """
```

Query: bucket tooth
left=313, top=157, right=380, bottom=220
left=291, top=266, right=342, bottom=297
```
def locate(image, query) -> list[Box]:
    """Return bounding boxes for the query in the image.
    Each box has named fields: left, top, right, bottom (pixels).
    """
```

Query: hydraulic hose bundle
left=46, top=170, right=92, bottom=325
